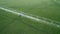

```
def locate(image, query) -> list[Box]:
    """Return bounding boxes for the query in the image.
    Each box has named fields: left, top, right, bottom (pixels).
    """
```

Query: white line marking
left=0, top=7, right=60, bottom=28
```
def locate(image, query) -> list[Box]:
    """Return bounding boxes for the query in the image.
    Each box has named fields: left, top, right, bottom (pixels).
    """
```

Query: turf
left=0, top=0, right=60, bottom=34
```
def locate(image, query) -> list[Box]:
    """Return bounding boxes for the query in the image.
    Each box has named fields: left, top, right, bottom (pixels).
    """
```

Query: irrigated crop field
left=0, top=0, right=60, bottom=34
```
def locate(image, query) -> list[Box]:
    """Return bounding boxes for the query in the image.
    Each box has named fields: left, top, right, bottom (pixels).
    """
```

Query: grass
left=0, top=0, right=60, bottom=34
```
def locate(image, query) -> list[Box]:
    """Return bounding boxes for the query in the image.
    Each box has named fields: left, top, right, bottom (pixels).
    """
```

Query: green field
left=0, top=0, right=60, bottom=34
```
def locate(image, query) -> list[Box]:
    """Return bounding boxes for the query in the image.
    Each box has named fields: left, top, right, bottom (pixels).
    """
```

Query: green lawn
left=0, top=0, right=60, bottom=34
